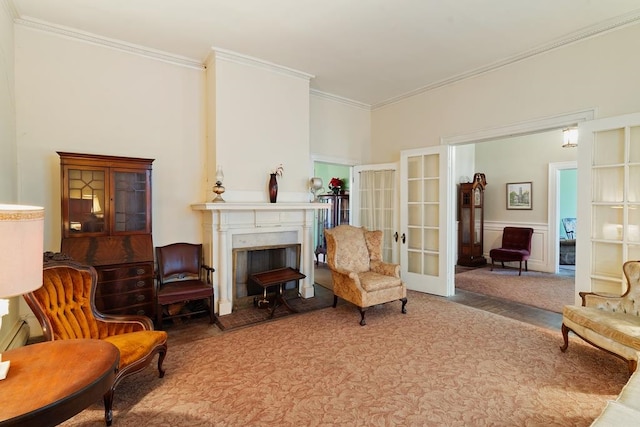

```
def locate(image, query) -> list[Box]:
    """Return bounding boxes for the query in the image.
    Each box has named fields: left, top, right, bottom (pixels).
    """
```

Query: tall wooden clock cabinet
left=58, top=152, right=155, bottom=317
left=457, top=173, right=487, bottom=267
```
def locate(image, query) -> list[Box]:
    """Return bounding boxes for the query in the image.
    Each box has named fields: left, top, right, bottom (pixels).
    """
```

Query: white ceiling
left=10, top=0, right=640, bottom=107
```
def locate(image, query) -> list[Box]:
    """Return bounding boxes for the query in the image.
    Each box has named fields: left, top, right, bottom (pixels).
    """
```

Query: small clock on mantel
left=457, top=173, right=487, bottom=267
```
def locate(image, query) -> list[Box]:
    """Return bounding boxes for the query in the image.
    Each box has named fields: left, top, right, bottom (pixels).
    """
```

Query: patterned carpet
left=61, top=291, right=627, bottom=426
left=455, top=266, right=575, bottom=313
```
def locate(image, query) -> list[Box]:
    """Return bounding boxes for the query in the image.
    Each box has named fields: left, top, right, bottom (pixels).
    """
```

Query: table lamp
left=0, top=204, right=45, bottom=380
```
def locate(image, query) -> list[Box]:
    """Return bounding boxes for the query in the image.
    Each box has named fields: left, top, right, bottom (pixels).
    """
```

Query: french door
left=400, top=145, right=453, bottom=296
left=352, top=163, right=399, bottom=263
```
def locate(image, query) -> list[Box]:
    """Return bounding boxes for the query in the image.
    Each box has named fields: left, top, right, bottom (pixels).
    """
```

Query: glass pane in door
left=67, top=168, right=105, bottom=233
left=114, top=171, right=148, bottom=232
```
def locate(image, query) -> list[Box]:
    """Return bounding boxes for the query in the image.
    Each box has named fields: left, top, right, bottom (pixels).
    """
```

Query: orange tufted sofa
left=24, top=260, right=168, bottom=426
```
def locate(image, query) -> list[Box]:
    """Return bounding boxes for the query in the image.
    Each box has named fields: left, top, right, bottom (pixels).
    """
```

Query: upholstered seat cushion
left=104, top=330, right=168, bottom=370
left=489, top=248, right=529, bottom=262
left=359, top=271, right=402, bottom=292
left=157, top=280, right=214, bottom=305
left=563, top=305, right=640, bottom=351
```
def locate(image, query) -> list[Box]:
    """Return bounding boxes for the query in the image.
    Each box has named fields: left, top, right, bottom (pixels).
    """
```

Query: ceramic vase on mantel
left=269, top=173, right=278, bottom=203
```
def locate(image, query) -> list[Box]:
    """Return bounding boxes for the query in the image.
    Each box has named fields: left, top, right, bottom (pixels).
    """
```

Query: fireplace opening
left=233, top=243, right=301, bottom=310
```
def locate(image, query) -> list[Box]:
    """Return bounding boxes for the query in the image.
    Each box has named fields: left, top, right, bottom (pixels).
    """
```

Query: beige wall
left=474, top=130, right=576, bottom=224
left=0, top=1, right=19, bottom=348
left=310, top=94, right=371, bottom=165
left=209, top=53, right=312, bottom=201
left=371, top=22, right=640, bottom=163
left=14, top=25, right=207, bottom=249
left=0, top=2, right=15, bottom=202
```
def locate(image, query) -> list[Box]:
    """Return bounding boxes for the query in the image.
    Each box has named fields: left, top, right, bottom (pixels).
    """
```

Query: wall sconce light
left=0, top=204, right=45, bottom=379
left=212, top=165, right=226, bottom=203
left=562, top=127, right=578, bottom=148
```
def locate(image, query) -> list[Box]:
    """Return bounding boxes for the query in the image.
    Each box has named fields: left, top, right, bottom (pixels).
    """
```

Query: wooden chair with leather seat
left=24, top=260, right=168, bottom=426
left=155, top=242, right=215, bottom=329
left=489, top=226, right=534, bottom=275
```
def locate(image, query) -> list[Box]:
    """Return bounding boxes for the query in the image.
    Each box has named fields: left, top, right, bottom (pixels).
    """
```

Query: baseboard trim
left=0, top=319, right=30, bottom=351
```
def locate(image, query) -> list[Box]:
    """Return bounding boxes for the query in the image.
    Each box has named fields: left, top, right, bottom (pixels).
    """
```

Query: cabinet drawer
left=97, top=263, right=153, bottom=281
left=96, top=277, right=153, bottom=297
left=96, top=288, right=154, bottom=309
left=97, top=301, right=154, bottom=317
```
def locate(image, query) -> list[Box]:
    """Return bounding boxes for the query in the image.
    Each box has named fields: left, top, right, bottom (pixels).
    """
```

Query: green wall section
left=313, top=162, right=350, bottom=194
left=559, top=168, right=577, bottom=239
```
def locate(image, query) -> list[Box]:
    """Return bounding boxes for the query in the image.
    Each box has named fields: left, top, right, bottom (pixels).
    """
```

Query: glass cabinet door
left=64, top=166, right=107, bottom=236
left=113, top=170, right=151, bottom=233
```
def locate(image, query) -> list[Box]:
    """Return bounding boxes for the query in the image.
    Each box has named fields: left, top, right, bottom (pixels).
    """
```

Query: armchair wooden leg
left=103, top=389, right=114, bottom=426
left=157, top=346, right=167, bottom=378
left=560, top=323, right=570, bottom=352
left=359, top=308, right=367, bottom=326
left=332, top=295, right=338, bottom=308
left=518, top=261, right=522, bottom=276
left=490, top=259, right=494, bottom=271
left=525, top=260, right=528, bottom=272
left=401, top=298, right=407, bottom=314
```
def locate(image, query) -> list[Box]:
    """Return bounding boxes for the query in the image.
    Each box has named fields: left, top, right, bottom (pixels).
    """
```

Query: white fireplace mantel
left=192, top=202, right=329, bottom=316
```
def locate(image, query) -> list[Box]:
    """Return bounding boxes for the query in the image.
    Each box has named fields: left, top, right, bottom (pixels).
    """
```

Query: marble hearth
left=191, top=203, right=328, bottom=316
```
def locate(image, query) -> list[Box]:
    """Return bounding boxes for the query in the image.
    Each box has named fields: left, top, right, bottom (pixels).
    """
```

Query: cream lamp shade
left=0, top=204, right=45, bottom=304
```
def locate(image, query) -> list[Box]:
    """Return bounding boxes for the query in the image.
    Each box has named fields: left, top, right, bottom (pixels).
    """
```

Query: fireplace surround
left=191, top=203, right=328, bottom=315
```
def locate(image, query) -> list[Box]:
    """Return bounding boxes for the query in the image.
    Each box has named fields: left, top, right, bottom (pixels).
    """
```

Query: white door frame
left=441, top=109, right=595, bottom=289
left=548, top=161, right=577, bottom=274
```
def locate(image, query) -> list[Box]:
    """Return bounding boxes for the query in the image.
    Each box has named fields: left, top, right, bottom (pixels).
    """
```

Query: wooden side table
left=0, top=339, right=119, bottom=427
left=249, top=267, right=306, bottom=318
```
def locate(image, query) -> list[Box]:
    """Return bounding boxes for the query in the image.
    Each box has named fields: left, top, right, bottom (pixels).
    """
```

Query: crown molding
left=14, top=16, right=205, bottom=70
left=373, top=10, right=640, bottom=110
left=310, top=89, right=371, bottom=110
left=210, top=47, right=315, bottom=82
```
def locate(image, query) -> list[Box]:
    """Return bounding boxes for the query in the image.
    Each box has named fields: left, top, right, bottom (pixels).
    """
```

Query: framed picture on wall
left=506, top=182, right=532, bottom=210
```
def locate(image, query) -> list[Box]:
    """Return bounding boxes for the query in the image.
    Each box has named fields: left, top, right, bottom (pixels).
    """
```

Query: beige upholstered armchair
left=561, top=260, right=640, bottom=373
left=324, top=225, right=407, bottom=326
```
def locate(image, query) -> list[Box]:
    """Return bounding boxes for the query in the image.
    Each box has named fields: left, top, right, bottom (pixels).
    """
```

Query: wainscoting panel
left=483, top=221, right=552, bottom=273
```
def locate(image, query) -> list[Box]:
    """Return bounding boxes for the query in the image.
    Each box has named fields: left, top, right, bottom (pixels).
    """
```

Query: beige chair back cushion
left=325, top=225, right=371, bottom=273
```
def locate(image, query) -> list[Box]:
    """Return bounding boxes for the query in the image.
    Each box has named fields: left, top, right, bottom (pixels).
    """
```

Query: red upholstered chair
left=24, top=260, right=167, bottom=426
left=489, top=227, right=534, bottom=275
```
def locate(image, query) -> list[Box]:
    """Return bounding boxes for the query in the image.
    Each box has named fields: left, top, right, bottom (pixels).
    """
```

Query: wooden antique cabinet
left=58, top=152, right=155, bottom=317
left=457, top=173, right=487, bottom=267
left=315, top=194, right=349, bottom=264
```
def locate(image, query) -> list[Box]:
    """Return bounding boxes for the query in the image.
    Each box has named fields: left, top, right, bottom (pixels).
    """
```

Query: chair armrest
left=330, top=267, right=364, bottom=289
left=202, top=264, right=215, bottom=284
left=579, top=291, right=625, bottom=311
left=370, top=260, right=400, bottom=278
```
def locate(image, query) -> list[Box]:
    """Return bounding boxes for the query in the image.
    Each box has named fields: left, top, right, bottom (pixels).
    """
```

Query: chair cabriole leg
left=332, top=295, right=338, bottom=308
left=560, top=323, right=570, bottom=352
left=157, top=346, right=167, bottom=378
left=401, top=298, right=407, bottom=314
left=359, top=308, right=367, bottom=326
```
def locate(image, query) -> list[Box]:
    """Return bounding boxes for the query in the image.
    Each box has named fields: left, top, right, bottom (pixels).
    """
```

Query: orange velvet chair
left=24, top=260, right=168, bottom=426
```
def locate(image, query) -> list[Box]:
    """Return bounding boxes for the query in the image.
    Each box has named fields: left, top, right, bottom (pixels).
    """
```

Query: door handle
left=394, top=232, right=398, bottom=242
left=401, top=233, right=406, bottom=244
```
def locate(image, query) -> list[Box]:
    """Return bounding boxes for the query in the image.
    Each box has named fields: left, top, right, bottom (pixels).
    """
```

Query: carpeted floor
left=61, top=290, right=627, bottom=427
left=455, top=265, right=574, bottom=313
